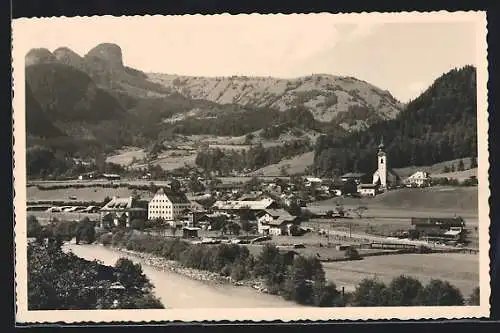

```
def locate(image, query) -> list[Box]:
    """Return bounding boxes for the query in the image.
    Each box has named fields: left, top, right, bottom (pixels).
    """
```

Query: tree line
left=195, top=139, right=312, bottom=175
left=97, top=229, right=479, bottom=307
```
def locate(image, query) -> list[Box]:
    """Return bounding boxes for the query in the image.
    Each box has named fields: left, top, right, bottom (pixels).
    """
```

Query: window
left=380, top=158, right=384, bottom=164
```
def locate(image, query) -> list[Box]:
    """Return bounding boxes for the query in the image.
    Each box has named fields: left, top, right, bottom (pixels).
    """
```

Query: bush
left=130, top=218, right=145, bottom=230
left=351, top=278, right=389, bottom=306
left=27, top=215, right=43, bottom=239
left=468, top=287, right=480, bottom=305
left=386, top=275, right=424, bottom=306
left=344, top=247, right=361, bottom=260
left=419, top=279, right=464, bottom=306
left=99, top=233, right=113, bottom=246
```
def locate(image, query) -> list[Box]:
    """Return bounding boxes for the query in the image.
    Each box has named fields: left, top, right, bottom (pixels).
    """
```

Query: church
left=371, top=139, right=400, bottom=191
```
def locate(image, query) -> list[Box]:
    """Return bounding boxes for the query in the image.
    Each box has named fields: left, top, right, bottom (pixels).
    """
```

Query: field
left=312, top=186, right=478, bottom=219
left=249, top=151, right=315, bottom=176
left=322, top=252, right=479, bottom=297
left=29, top=212, right=100, bottom=225
left=27, top=185, right=154, bottom=202
left=393, top=157, right=477, bottom=179
left=105, top=147, right=147, bottom=166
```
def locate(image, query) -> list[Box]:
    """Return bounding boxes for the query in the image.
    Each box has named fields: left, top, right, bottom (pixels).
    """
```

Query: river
left=63, top=243, right=303, bottom=309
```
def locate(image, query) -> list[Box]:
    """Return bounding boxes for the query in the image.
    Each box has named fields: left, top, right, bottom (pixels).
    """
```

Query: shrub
left=99, top=233, right=113, bottom=246
left=386, top=275, right=424, bottom=306
left=27, top=215, right=43, bottom=239
left=419, top=279, right=464, bottom=306
left=344, top=247, right=361, bottom=260
left=351, top=278, right=389, bottom=306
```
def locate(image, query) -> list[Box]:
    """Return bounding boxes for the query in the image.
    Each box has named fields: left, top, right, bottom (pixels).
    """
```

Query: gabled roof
left=257, top=209, right=297, bottom=226
left=153, top=188, right=191, bottom=204
left=101, top=197, right=133, bottom=211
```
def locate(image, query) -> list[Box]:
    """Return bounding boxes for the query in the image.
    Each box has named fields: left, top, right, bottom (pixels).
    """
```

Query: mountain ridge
left=25, top=43, right=405, bottom=132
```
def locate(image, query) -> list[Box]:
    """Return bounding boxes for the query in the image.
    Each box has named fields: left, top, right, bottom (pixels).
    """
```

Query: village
left=27, top=140, right=478, bottom=257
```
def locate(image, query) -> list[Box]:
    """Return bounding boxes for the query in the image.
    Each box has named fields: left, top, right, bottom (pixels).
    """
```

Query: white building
left=372, top=139, right=399, bottom=190
left=405, top=171, right=431, bottom=187
left=147, top=188, right=192, bottom=222
left=358, top=184, right=378, bottom=196
left=100, top=196, right=147, bottom=228
left=256, top=209, right=298, bottom=236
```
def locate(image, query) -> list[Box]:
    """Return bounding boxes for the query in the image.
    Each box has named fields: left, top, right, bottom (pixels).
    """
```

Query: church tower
left=377, top=138, right=388, bottom=189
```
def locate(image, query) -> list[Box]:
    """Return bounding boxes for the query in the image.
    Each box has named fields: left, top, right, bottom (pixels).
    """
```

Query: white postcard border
left=13, top=10, right=490, bottom=323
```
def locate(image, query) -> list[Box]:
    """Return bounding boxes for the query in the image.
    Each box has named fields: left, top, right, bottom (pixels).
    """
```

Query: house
left=182, top=226, right=201, bottom=239
left=372, top=139, right=400, bottom=190
left=212, top=198, right=278, bottom=212
left=358, top=183, right=378, bottom=196
left=100, top=197, right=147, bottom=228
left=405, top=171, right=431, bottom=188
left=147, top=188, right=192, bottom=223
left=256, top=209, right=298, bottom=236
left=340, top=172, right=366, bottom=185
left=304, top=177, right=323, bottom=187
left=410, top=216, right=466, bottom=242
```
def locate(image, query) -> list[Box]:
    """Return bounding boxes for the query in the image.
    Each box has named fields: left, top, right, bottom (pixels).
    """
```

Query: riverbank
left=63, top=243, right=304, bottom=308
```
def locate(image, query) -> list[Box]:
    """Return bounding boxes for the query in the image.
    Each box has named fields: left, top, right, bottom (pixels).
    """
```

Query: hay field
left=29, top=212, right=100, bottom=225
left=323, top=253, right=479, bottom=297
left=106, top=147, right=146, bottom=166
left=27, top=186, right=153, bottom=202
left=313, top=186, right=478, bottom=219
left=393, top=158, right=477, bottom=178
left=249, top=152, right=314, bottom=176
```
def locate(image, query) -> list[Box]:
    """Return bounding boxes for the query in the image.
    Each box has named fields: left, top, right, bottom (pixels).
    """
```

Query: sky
left=13, top=13, right=482, bottom=102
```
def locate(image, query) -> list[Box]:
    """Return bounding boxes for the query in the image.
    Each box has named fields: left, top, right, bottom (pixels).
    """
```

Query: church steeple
left=378, top=137, right=385, bottom=151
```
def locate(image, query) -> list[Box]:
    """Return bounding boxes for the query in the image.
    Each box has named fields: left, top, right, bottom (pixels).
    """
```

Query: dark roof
left=411, top=217, right=465, bottom=227
left=155, top=188, right=191, bottom=204
left=165, top=191, right=190, bottom=204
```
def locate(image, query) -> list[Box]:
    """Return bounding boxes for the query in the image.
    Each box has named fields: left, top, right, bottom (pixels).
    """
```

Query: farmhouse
left=372, top=139, right=400, bottom=190
left=410, top=216, right=466, bottom=242
left=100, top=196, right=147, bottom=228
left=357, top=183, right=378, bottom=196
left=256, top=209, right=298, bottom=236
left=405, top=171, right=431, bottom=187
left=147, top=188, right=192, bottom=222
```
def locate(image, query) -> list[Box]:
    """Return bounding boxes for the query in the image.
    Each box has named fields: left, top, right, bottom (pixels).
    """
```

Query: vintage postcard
left=13, top=11, right=490, bottom=323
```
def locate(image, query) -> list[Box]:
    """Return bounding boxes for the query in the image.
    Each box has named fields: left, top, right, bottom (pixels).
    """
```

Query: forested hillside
left=313, top=66, right=477, bottom=177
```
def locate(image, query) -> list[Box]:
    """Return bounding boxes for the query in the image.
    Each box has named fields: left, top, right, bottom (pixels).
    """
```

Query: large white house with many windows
left=147, top=188, right=192, bottom=222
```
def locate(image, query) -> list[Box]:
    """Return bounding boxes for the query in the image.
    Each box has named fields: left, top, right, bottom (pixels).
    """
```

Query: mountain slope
left=148, top=73, right=404, bottom=130
left=313, top=65, right=477, bottom=176
left=26, top=62, right=126, bottom=124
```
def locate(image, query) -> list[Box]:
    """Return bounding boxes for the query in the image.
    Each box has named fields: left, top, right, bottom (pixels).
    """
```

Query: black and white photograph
left=13, top=11, right=490, bottom=322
